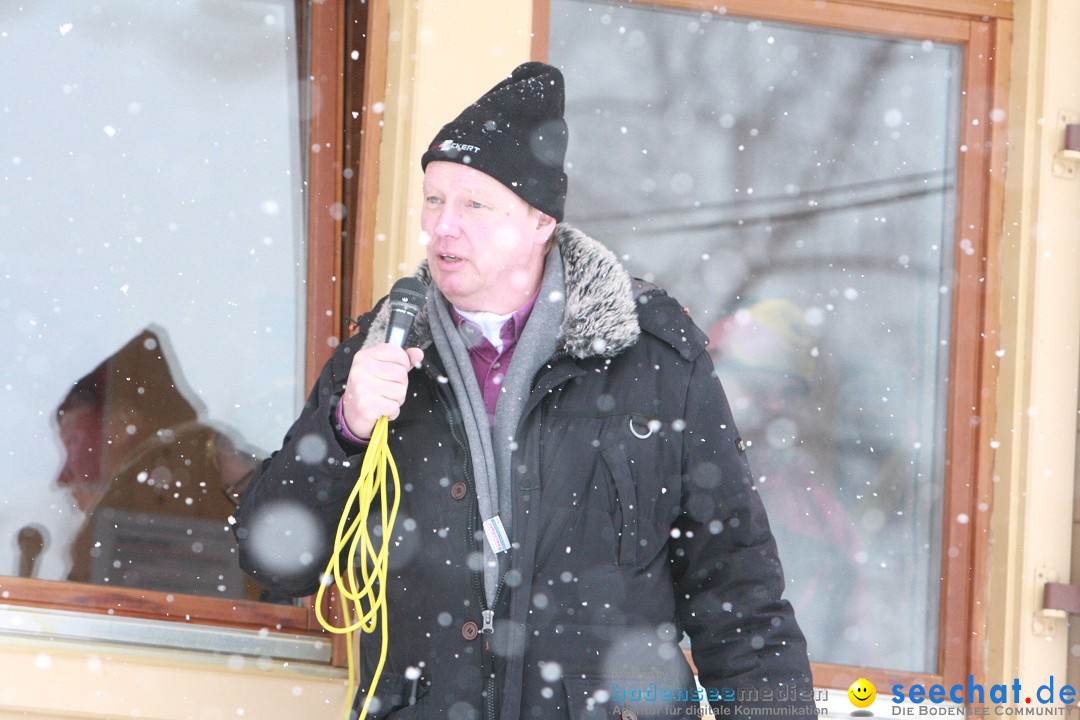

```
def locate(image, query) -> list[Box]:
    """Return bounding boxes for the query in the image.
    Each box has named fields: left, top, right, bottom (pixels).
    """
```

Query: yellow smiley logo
left=848, top=678, right=877, bottom=708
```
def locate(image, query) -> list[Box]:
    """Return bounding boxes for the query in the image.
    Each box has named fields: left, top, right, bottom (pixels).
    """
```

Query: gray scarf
left=427, top=247, right=566, bottom=605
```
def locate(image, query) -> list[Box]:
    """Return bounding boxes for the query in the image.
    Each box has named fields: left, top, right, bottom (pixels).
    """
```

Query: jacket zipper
left=428, top=366, right=504, bottom=720
left=425, top=353, right=575, bottom=720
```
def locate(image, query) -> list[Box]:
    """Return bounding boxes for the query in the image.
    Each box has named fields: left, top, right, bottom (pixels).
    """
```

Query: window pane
left=551, top=0, right=960, bottom=672
left=1, top=0, right=306, bottom=602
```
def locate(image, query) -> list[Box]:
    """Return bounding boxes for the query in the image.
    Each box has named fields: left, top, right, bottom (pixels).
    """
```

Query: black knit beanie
left=421, top=62, right=568, bottom=222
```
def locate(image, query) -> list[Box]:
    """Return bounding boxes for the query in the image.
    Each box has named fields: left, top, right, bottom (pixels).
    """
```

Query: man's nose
left=57, top=462, right=75, bottom=487
left=433, top=204, right=461, bottom=238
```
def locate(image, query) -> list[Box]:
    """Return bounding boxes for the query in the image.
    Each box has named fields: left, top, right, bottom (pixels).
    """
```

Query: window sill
left=0, top=605, right=333, bottom=667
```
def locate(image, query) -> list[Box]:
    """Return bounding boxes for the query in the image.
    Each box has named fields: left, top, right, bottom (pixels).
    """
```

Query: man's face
left=56, top=404, right=108, bottom=512
left=421, top=161, right=553, bottom=314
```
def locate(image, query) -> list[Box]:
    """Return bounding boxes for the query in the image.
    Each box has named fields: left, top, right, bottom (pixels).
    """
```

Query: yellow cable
left=316, top=416, right=400, bottom=720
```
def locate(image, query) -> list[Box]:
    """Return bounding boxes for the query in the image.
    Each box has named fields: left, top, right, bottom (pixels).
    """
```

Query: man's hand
left=340, top=344, right=425, bottom=440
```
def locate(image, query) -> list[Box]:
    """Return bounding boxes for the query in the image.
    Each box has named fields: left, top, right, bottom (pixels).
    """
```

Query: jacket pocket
left=562, top=675, right=618, bottom=719
left=563, top=674, right=702, bottom=720
left=601, top=445, right=638, bottom=567
left=353, top=671, right=429, bottom=719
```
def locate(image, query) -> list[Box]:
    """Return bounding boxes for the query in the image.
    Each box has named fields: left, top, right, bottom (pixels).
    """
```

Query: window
left=0, top=0, right=381, bottom=650
left=542, top=0, right=1007, bottom=688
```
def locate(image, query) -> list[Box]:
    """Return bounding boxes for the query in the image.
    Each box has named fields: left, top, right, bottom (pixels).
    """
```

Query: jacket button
left=621, top=712, right=638, bottom=720
left=461, top=621, right=478, bottom=640
left=450, top=482, right=467, bottom=500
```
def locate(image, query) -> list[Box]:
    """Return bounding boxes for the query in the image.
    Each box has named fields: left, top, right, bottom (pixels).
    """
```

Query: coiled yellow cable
left=316, top=415, right=399, bottom=720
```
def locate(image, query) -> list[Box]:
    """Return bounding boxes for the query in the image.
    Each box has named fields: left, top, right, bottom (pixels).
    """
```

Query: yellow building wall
left=988, top=0, right=1080, bottom=689
left=371, top=0, right=536, bottom=300
left=0, top=637, right=347, bottom=720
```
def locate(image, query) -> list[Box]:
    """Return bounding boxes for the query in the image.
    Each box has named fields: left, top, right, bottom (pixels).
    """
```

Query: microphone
left=385, top=277, right=427, bottom=347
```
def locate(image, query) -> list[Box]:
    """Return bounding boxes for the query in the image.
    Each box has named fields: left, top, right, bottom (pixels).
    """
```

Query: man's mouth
left=439, top=254, right=463, bottom=262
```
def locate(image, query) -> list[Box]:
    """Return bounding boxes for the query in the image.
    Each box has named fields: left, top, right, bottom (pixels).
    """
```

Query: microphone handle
left=385, top=307, right=418, bottom=347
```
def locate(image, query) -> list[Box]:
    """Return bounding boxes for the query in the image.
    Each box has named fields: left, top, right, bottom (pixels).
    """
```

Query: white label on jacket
left=483, top=516, right=511, bottom=554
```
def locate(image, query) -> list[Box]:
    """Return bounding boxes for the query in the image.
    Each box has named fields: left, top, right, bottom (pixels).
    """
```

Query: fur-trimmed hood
left=361, top=224, right=640, bottom=360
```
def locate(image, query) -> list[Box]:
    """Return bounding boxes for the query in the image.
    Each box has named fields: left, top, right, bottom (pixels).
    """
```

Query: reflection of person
left=236, top=63, right=815, bottom=719
left=53, top=328, right=259, bottom=598
left=709, top=299, right=868, bottom=663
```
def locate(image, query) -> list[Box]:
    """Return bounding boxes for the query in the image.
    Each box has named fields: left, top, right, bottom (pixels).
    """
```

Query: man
left=236, top=62, right=816, bottom=719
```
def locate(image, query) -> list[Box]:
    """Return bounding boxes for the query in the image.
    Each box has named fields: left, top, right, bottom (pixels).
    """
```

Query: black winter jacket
left=236, top=226, right=816, bottom=719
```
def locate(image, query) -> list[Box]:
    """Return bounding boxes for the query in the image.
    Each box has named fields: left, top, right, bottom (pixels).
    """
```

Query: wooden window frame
left=0, top=0, right=387, bottom=657
left=533, top=0, right=1009, bottom=692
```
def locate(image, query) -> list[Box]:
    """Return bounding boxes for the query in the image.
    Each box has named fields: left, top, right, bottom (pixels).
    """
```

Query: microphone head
left=385, top=277, right=428, bottom=347
left=389, top=277, right=427, bottom=315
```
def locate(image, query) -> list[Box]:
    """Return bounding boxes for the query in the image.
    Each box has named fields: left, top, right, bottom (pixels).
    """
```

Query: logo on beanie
left=434, top=139, right=481, bottom=155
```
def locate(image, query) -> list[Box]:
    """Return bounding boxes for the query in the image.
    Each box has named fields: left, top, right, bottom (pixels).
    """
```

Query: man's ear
left=534, top=212, right=556, bottom=244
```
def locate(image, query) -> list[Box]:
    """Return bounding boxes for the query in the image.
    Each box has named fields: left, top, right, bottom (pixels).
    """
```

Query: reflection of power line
left=695, top=183, right=952, bottom=233
left=578, top=170, right=954, bottom=234
left=758, top=254, right=938, bottom=279
left=584, top=168, right=949, bottom=221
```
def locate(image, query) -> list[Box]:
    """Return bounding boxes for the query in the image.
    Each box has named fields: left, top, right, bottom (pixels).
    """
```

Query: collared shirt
left=334, top=289, right=540, bottom=445
left=450, top=289, right=539, bottom=424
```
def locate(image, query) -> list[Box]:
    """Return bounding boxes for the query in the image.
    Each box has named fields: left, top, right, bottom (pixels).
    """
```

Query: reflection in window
left=1, top=1, right=305, bottom=601
left=57, top=328, right=259, bottom=598
left=551, top=0, right=960, bottom=672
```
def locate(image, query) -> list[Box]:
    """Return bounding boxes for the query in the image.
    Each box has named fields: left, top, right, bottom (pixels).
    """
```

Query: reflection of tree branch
left=727, top=247, right=938, bottom=310
left=557, top=5, right=955, bottom=319
left=725, top=42, right=910, bottom=309
left=722, top=183, right=949, bottom=303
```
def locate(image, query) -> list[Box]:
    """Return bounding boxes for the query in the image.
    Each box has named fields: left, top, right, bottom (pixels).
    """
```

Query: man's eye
left=425, top=196, right=442, bottom=205
left=468, top=201, right=485, bottom=209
